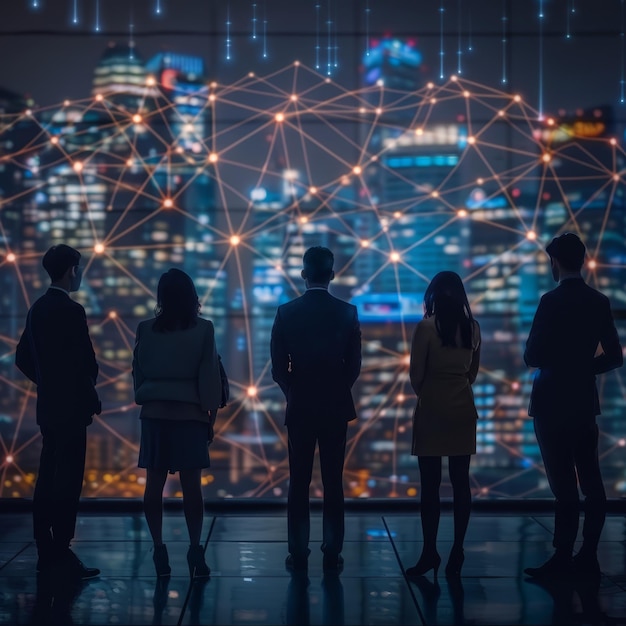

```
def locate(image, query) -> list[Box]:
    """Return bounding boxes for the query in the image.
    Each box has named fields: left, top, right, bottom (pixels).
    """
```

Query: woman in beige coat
left=406, top=271, right=480, bottom=578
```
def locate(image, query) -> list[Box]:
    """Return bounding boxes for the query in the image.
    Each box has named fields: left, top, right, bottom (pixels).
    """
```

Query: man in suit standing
left=16, top=244, right=101, bottom=579
left=523, top=233, right=623, bottom=579
left=271, top=246, right=361, bottom=571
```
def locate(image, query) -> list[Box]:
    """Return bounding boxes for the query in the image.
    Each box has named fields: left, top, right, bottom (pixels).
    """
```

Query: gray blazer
left=133, top=317, right=222, bottom=413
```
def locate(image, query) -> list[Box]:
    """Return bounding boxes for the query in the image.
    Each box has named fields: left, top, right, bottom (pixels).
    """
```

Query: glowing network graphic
left=1, top=62, right=625, bottom=500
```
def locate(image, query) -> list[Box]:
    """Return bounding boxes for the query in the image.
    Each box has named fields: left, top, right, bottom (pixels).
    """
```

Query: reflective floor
left=1, top=510, right=625, bottom=624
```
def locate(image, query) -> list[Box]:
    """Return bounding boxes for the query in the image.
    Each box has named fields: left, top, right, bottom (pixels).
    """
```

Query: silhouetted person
left=271, top=246, right=361, bottom=572
left=524, top=233, right=623, bottom=580
left=406, top=271, right=481, bottom=579
left=133, top=268, right=222, bottom=578
left=15, top=244, right=101, bottom=580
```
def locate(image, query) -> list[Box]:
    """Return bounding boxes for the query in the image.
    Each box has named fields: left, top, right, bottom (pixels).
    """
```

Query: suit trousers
left=534, top=416, right=606, bottom=554
left=287, top=420, right=348, bottom=558
left=33, top=424, right=87, bottom=557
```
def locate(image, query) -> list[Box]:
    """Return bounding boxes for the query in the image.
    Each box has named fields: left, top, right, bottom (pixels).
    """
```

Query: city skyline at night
left=1, top=3, right=626, bottom=501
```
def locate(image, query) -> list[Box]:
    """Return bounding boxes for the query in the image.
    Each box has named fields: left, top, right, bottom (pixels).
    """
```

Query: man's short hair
left=545, top=232, right=586, bottom=272
left=303, top=246, right=334, bottom=283
left=42, top=244, right=81, bottom=281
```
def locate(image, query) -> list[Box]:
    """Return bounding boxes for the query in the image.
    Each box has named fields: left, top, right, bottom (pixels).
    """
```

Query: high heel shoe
left=187, top=544, right=210, bottom=578
left=405, top=552, right=441, bottom=578
left=153, top=544, right=171, bottom=577
left=445, top=547, right=465, bottom=577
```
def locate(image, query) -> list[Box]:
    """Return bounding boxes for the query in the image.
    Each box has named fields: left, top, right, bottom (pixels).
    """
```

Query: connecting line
left=176, top=515, right=217, bottom=626
left=382, top=515, right=426, bottom=626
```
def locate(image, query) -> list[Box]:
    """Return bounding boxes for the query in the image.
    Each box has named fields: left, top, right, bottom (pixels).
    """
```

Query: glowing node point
left=358, top=107, right=366, bottom=114
left=618, top=438, right=626, bottom=447
left=430, top=98, right=437, bottom=104
left=248, top=72, right=255, bottom=78
left=389, top=251, right=400, bottom=263
left=457, top=209, right=468, bottom=218
left=477, top=178, right=484, bottom=185
left=360, top=239, right=370, bottom=248
left=480, top=487, right=489, bottom=495
left=290, top=94, right=298, bottom=102
left=63, top=99, right=70, bottom=107
left=309, top=186, right=317, bottom=194
left=95, top=94, right=104, bottom=102
left=163, top=198, right=174, bottom=209
left=463, top=90, right=470, bottom=98
left=514, top=94, right=522, bottom=102
left=126, top=159, right=133, bottom=167
left=230, top=235, right=241, bottom=246
left=132, top=113, right=142, bottom=124
left=403, top=354, right=410, bottom=365
left=72, top=161, right=83, bottom=173
left=451, top=75, right=458, bottom=82
left=299, top=216, right=309, bottom=224
left=209, top=94, right=216, bottom=102
left=275, top=112, right=285, bottom=123
left=467, top=136, right=476, bottom=145
left=50, top=136, right=59, bottom=145
left=325, top=78, right=331, bottom=83
left=511, top=381, right=520, bottom=391
left=94, top=243, right=105, bottom=254
left=526, top=230, right=537, bottom=241
left=353, top=166, right=362, bottom=175
left=376, top=79, right=384, bottom=87
left=247, top=386, right=257, bottom=397
left=397, top=393, right=405, bottom=402
left=613, top=174, right=620, bottom=182
left=546, top=118, right=555, bottom=126
left=431, top=191, right=439, bottom=198
left=175, top=146, right=184, bottom=154
left=393, top=211, right=401, bottom=218
left=427, top=82, right=434, bottom=89
left=541, top=153, right=551, bottom=163
left=610, top=137, right=617, bottom=146
left=498, top=110, right=505, bottom=117
left=208, top=152, right=218, bottom=163
left=375, top=107, right=382, bottom=115
left=108, top=311, right=117, bottom=319
left=294, top=60, right=300, bottom=66
left=415, top=127, right=424, bottom=135
left=588, top=259, right=597, bottom=270
left=146, top=76, right=156, bottom=86
left=6, top=253, right=16, bottom=263
left=5, top=455, right=13, bottom=464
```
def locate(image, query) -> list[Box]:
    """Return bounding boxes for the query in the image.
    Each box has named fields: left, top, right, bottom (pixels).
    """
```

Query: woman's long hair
left=423, top=271, right=474, bottom=349
left=152, top=268, right=200, bottom=332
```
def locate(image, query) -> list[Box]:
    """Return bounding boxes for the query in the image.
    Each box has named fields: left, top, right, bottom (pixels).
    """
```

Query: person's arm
left=409, top=322, right=429, bottom=395
left=15, top=323, right=37, bottom=383
left=270, top=308, right=290, bottom=397
left=198, top=321, right=221, bottom=414
left=524, top=295, right=551, bottom=368
left=593, top=299, right=623, bottom=374
left=468, top=321, right=481, bottom=384
left=344, top=306, right=362, bottom=388
left=132, top=323, right=144, bottom=393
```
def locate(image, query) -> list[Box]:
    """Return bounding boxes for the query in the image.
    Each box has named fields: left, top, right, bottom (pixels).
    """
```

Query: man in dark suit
left=271, top=246, right=361, bottom=571
left=523, top=233, right=623, bottom=579
left=16, top=244, right=101, bottom=579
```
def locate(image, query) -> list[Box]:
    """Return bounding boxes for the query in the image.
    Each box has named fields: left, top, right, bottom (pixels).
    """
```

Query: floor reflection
left=286, top=572, right=345, bottom=626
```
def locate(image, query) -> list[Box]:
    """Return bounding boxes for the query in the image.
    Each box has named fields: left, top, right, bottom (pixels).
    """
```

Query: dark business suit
left=15, top=287, right=99, bottom=559
left=271, top=289, right=361, bottom=559
left=524, top=277, right=623, bottom=554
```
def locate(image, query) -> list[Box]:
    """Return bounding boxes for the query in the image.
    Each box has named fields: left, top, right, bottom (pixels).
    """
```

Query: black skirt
left=138, top=418, right=210, bottom=474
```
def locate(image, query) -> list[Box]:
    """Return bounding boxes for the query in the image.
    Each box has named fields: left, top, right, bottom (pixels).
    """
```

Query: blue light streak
left=315, top=3, right=321, bottom=69
left=94, top=0, right=100, bottom=32
left=538, top=0, right=544, bottom=119
left=252, top=3, right=257, bottom=39
left=73, top=0, right=79, bottom=24
left=457, top=0, right=462, bottom=74
left=501, top=0, right=507, bottom=84
left=226, top=2, right=232, bottom=61
left=365, top=0, right=371, bottom=57
left=439, top=0, right=445, bottom=80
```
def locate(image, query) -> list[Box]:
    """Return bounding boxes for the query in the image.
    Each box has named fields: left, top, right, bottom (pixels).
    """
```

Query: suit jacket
left=15, top=288, right=99, bottom=427
left=524, top=278, right=623, bottom=417
left=133, top=317, right=222, bottom=415
left=270, top=289, right=361, bottom=426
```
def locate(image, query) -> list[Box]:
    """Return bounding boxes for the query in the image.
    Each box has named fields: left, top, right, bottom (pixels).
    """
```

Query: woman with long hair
left=133, top=268, right=222, bottom=578
left=406, top=271, right=481, bottom=578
